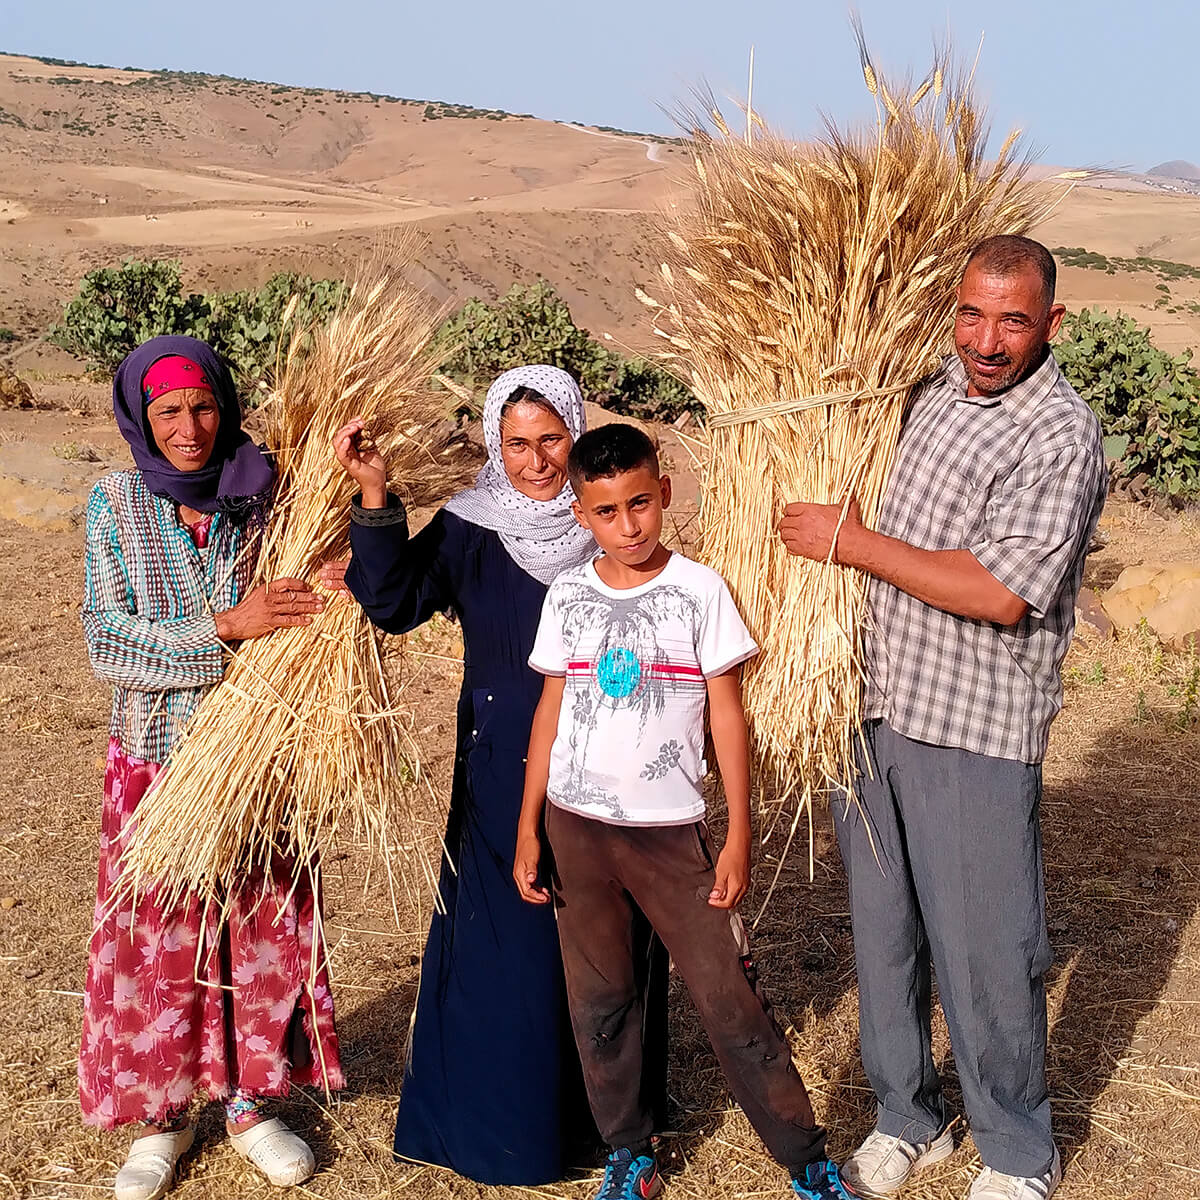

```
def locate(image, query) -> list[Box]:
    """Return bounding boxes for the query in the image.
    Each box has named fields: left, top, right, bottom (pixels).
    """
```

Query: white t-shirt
left=528, top=552, right=758, bottom=826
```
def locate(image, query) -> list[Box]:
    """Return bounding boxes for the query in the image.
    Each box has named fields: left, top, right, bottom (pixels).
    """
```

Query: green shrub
left=1053, top=246, right=1200, bottom=283
left=52, top=263, right=699, bottom=423
left=435, top=280, right=701, bottom=423
left=605, top=355, right=700, bottom=424
left=195, top=273, right=344, bottom=392
left=1056, top=308, right=1200, bottom=497
left=436, top=280, right=612, bottom=396
left=49, top=259, right=210, bottom=373
left=50, top=261, right=343, bottom=400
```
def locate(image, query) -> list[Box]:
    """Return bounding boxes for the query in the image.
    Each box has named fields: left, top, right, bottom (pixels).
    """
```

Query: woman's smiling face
left=499, top=399, right=573, bottom=500
left=146, top=387, right=221, bottom=472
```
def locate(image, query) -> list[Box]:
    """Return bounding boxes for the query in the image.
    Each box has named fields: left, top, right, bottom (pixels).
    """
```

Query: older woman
left=80, top=336, right=343, bottom=1200
left=334, top=365, right=667, bottom=1186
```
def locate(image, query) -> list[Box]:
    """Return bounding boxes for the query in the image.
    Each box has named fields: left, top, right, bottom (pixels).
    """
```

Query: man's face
left=953, top=263, right=1066, bottom=397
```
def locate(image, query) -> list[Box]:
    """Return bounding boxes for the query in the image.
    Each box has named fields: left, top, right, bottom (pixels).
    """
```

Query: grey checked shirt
left=862, top=351, right=1106, bottom=763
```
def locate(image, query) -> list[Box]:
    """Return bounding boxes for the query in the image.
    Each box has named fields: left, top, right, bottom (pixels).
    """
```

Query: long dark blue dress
left=347, top=501, right=667, bottom=1186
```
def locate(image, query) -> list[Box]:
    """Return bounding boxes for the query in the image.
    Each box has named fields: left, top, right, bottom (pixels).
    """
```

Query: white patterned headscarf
left=444, top=364, right=596, bottom=585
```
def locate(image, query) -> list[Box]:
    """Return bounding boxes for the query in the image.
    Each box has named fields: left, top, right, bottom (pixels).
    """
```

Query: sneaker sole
left=847, top=1131, right=956, bottom=1199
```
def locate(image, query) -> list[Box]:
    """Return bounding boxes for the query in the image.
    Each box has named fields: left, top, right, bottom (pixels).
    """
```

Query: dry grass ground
left=0, top=467, right=1198, bottom=1200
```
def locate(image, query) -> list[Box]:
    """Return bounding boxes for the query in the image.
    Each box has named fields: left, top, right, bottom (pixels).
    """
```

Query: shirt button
left=487, top=694, right=493, bottom=701
left=471, top=729, right=478, bottom=737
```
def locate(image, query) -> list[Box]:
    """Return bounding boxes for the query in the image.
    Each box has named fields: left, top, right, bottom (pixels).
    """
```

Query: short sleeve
left=698, top=577, right=759, bottom=678
left=969, top=443, right=1105, bottom=619
left=528, top=585, right=569, bottom=676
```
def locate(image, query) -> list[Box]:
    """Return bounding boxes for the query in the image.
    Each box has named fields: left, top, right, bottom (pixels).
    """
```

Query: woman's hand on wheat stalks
left=214, top=578, right=325, bottom=642
left=317, top=559, right=351, bottom=595
left=333, top=417, right=387, bottom=509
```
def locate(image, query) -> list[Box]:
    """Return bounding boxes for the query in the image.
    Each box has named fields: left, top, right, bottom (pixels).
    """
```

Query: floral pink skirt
left=79, top=739, right=345, bottom=1129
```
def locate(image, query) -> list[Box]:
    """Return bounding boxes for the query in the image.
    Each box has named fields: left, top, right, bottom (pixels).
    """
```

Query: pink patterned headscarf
left=141, top=355, right=214, bottom=404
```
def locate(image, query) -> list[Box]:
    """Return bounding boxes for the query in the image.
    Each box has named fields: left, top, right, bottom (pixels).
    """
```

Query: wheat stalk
left=647, top=36, right=1059, bottom=889
left=115, top=241, right=472, bottom=920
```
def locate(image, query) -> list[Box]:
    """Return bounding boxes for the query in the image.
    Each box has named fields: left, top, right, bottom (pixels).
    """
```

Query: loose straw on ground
left=115, top=243, right=471, bottom=926
left=643, top=33, right=1063, bottom=894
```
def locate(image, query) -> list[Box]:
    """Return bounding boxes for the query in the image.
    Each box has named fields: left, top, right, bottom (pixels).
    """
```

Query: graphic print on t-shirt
left=556, top=581, right=707, bottom=818
left=597, top=646, right=640, bottom=698
left=529, top=554, right=758, bottom=826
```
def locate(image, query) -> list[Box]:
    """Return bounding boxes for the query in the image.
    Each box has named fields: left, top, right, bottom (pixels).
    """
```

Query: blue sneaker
left=791, top=1159, right=861, bottom=1199
left=595, top=1147, right=662, bottom=1200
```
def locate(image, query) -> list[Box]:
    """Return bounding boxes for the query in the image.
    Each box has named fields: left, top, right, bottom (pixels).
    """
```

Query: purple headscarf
left=113, top=335, right=274, bottom=518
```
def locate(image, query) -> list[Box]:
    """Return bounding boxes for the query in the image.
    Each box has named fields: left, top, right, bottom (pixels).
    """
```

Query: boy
left=514, top=424, right=857, bottom=1200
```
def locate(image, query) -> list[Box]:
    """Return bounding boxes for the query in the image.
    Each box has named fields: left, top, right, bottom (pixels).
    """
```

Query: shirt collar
left=940, top=349, right=1064, bottom=424
left=149, top=486, right=225, bottom=538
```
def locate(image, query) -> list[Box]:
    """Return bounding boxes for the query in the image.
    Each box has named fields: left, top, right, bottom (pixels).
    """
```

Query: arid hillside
left=2, top=52, right=1200, bottom=362
left=0, top=54, right=686, bottom=357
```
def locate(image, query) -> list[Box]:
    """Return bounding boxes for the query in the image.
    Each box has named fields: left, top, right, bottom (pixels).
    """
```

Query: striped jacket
left=82, top=470, right=259, bottom=762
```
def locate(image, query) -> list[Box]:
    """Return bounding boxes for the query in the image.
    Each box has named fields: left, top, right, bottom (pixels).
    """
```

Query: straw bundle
left=643, top=40, right=1059, bottom=864
left=116, top=244, right=470, bottom=915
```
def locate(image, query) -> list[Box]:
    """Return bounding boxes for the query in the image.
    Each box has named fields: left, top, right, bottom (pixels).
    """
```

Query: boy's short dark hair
left=568, top=423, right=660, bottom=492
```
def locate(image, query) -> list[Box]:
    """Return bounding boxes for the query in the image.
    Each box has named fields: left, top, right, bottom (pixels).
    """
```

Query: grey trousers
left=835, top=719, right=1054, bottom=1178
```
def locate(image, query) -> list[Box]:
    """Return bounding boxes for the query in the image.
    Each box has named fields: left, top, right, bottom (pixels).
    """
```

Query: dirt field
left=0, top=392, right=1198, bottom=1200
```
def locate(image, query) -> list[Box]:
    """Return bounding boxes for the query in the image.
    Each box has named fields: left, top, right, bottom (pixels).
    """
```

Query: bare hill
left=2, top=52, right=1199, bottom=361
left=1148, top=160, right=1200, bottom=181
left=0, top=53, right=685, bottom=356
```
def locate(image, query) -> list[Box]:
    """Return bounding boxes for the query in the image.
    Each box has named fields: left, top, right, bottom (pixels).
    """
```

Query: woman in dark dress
left=332, top=365, right=667, bottom=1186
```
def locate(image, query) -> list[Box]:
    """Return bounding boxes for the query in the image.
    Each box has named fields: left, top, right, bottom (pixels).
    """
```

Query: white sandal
left=114, top=1127, right=195, bottom=1200
left=228, top=1117, right=315, bottom=1187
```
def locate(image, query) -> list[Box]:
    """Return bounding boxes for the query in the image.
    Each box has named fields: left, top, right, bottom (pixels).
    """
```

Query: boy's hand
left=513, top=833, right=550, bottom=904
left=708, top=838, right=751, bottom=909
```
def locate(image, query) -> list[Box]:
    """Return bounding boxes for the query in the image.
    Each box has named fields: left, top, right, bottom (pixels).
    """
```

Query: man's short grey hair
left=965, top=235, right=1057, bottom=306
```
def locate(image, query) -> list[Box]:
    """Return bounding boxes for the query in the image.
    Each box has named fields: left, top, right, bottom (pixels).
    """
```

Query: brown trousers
left=545, top=802, right=827, bottom=1173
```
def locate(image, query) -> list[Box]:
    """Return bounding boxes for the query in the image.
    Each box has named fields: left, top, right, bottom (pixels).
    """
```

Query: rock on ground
left=1103, top=562, right=1200, bottom=648
left=0, top=372, right=35, bottom=409
left=0, top=441, right=117, bottom=532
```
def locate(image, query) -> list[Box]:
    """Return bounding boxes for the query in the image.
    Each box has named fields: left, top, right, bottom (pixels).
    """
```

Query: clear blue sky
left=5, top=0, right=1196, bottom=171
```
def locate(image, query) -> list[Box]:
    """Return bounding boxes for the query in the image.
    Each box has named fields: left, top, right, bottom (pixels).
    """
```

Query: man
left=778, top=236, right=1106, bottom=1200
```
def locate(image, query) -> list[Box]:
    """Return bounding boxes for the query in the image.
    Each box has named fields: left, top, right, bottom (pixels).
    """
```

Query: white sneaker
left=966, top=1149, right=1061, bottom=1200
left=114, top=1127, right=195, bottom=1200
left=841, top=1126, right=955, bottom=1197
left=228, top=1117, right=316, bottom=1186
